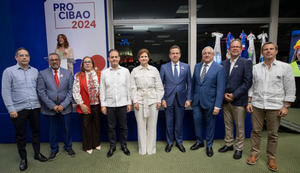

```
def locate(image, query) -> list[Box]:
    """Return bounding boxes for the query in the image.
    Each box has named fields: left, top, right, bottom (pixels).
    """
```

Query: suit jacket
left=192, top=61, right=225, bottom=109
left=37, top=67, right=73, bottom=115
left=222, top=57, right=252, bottom=106
left=160, top=62, right=192, bottom=107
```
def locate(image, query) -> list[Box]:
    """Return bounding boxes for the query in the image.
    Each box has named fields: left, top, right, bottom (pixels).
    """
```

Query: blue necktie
left=174, top=64, right=178, bottom=81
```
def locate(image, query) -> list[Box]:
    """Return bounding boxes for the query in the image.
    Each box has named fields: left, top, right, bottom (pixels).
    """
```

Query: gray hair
left=202, top=46, right=214, bottom=54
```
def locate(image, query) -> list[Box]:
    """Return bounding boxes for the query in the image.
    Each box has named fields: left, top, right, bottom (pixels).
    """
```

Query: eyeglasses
left=230, top=46, right=241, bottom=48
left=50, top=58, right=59, bottom=62
left=83, top=61, right=92, bottom=64
left=18, top=54, right=30, bottom=57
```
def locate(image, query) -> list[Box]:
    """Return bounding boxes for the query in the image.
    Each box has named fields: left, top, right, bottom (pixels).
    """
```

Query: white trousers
left=134, top=103, right=158, bottom=155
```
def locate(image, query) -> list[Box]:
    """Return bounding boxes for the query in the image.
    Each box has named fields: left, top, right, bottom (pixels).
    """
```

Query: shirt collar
left=262, top=59, right=277, bottom=66
left=16, top=63, right=31, bottom=70
left=138, top=65, right=150, bottom=70
left=171, top=61, right=180, bottom=66
left=109, top=65, right=121, bottom=70
left=203, top=60, right=213, bottom=68
left=230, top=57, right=239, bottom=64
left=51, top=67, right=60, bottom=73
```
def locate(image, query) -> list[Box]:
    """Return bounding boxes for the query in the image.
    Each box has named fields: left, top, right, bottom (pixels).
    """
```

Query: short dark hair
left=169, top=45, right=181, bottom=53
left=108, top=49, right=119, bottom=57
left=230, top=39, right=242, bottom=48
left=48, top=52, right=59, bottom=59
left=15, top=47, right=29, bottom=57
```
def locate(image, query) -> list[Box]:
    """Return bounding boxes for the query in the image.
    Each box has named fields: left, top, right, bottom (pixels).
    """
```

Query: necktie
left=54, top=70, right=59, bottom=88
left=174, top=64, right=178, bottom=81
left=200, top=64, right=207, bottom=82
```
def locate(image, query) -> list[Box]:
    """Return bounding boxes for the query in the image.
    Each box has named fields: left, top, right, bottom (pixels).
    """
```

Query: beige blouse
left=130, top=65, right=164, bottom=106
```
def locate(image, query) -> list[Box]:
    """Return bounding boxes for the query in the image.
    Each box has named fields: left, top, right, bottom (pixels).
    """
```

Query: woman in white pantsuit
left=130, top=48, right=164, bottom=155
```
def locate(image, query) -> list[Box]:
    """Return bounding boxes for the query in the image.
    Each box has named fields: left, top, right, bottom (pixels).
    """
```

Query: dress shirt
left=73, top=70, right=100, bottom=105
left=248, top=60, right=296, bottom=109
left=51, top=67, right=60, bottom=80
left=229, top=57, right=239, bottom=75
left=200, top=60, right=213, bottom=74
left=2, top=64, right=40, bottom=113
left=130, top=65, right=164, bottom=105
left=171, top=61, right=180, bottom=76
left=100, top=65, right=131, bottom=107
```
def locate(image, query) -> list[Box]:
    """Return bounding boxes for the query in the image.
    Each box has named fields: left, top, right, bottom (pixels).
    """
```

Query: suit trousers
left=47, top=113, right=72, bottom=152
left=134, top=103, right=158, bottom=155
left=107, top=106, right=128, bottom=148
left=250, top=106, right=281, bottom=159
left=81, top=105, right=100, bottom=151
left=165, top=95, right=184, bottom=145
left=223, top=103, right=246, bottom=151
left=11, top=108, right=41, bottom=160
left=192, top=105, right=216, bottom=147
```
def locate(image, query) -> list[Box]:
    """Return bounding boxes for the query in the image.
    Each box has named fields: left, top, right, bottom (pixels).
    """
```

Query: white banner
left=44, top=0, right=107, bottom=73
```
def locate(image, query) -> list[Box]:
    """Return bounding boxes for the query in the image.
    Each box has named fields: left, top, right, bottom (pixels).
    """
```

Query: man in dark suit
left=37, top=53, right=75, bottom=160
left=190, top=46, right=225, bottom=157
left=160, top=45, right=192, bottom=153
left=218, top=39, right=253, bottom=160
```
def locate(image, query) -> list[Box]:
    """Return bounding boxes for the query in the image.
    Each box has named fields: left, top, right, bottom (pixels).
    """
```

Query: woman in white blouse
left=130, top=48, right=164, bottom=155
left=73, top=56, right=101, bottom=154
left=55, top=34, right=75, bottom=75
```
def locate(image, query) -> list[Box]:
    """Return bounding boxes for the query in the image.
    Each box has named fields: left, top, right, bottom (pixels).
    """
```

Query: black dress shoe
left=165, top=144, right=173, bottom=153
left=48, top=151, right=58, bottom=160
left=107, top=147, right=116, bottom=158
left=19, top=159, right=27, bottom=171
left=66, top=149, right=76, bottom=157
left=34, top=153, right=48, bottom=162
left=176, top=143, right=186, bottom=152
left=121, top=145, right=130, bottom=156
left=233, top=150, right=243, bottom=160
left=218, top=145, right=233, bottom=153
left=190, top=142, right=204, bottom=150
left=206, top=147, right=214, bottom=157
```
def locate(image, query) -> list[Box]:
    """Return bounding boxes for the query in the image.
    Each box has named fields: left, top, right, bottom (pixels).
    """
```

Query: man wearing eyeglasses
left=218, top=39, right=253, bottom=160
left=37, top=53, right=75, bottom=161
left=1, top=48, right=48, bottom=171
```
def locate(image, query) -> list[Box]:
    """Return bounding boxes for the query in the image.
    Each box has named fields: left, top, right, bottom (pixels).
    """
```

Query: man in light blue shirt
left=1, top=47, right=47, bottom=171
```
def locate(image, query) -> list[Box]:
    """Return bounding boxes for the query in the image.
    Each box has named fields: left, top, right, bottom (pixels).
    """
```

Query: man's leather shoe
left=48, top=151, right=58, bottom=160
left=218, top=145, right=233, bottom=153
left=247, top=154, right=259, bottom=165
left=107, top=147, right=116, bottom=158
left=206, top=147, right=214, bottom=157
left=19, top=159, right=27, bottom=171
left=190, top=142, right=204, bottom=150
left=165, top=144, right=173, bottom=153
left=66, top=149, right=75, bottom=157
left=121, top=145, right=130, bottom=156
left=176, top=143, right=186, bottom=152
left=34, top=153, right=48, bottom=162
left=233, top=150, right=242, bottom=160
left=268, top=158, right=278, bottom=172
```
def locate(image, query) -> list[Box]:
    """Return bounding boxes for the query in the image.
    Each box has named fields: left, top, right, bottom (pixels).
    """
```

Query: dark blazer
left=192, top=61, right=226, bottom=109
left=160, top=62, right=192, bottom=106
left=37, top=67, right=73, bottom=115
left=222, top=57, right=253, bottom=106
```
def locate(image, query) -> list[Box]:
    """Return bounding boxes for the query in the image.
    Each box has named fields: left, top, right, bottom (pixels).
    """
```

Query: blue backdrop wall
left=0, top=0, right=252, bottom=143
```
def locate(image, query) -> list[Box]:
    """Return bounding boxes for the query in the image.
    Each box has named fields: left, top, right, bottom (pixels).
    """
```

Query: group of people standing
left=1, top=39, right=295, bottom=172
